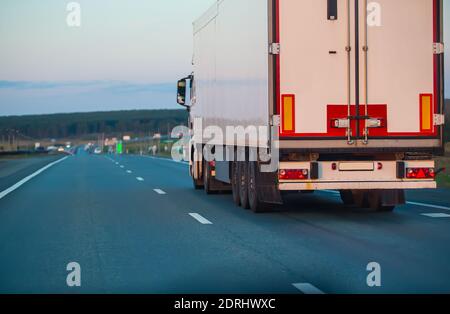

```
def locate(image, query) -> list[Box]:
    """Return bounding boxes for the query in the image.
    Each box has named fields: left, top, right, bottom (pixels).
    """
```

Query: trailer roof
left=193, top=0, right=219, bottom=35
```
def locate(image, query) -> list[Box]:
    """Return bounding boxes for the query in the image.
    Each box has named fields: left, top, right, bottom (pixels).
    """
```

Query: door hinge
left=434, top=114, right=445, bottom=126
left=433, top=42, right=444, bottom=55
left=269, top=43, right=280, bottom=55
left=271, top=115, right=281, bottom=127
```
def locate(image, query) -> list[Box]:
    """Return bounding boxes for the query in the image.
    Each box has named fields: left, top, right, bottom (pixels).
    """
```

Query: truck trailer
left=177, top=0, right=445, bottom=213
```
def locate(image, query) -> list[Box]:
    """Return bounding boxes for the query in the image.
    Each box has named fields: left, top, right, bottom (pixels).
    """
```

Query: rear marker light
left=406, top=168, right=435, bottom=179
left=279, top=169, right=309, bottom=180
left=377, top=163, right=383, bottom=170
left=281, top=95, right=295, bottom=133
left=331, top=163, right=337, bottom=170
left=420, top=94, right=433, bottom=132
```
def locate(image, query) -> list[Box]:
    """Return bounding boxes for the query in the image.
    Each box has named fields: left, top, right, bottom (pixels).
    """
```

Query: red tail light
left=406, top=168, right=435, bottom=179
left=279, top=169, right=309, bottom=180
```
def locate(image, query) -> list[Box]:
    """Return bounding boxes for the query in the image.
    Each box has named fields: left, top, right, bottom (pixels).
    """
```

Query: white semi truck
left=177, top=0, right=445, bottom=213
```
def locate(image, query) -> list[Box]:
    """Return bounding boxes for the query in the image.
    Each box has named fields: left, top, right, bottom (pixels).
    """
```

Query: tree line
left=0, top=110, right=188, bottom=140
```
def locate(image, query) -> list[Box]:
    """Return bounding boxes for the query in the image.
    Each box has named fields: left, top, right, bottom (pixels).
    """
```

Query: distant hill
left=0, top=110, right=188, bottom=140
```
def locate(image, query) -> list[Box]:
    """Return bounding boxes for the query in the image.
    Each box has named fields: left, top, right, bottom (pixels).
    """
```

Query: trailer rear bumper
left=279, top=181, right=436, bottom=191
left=278, top=160, right=437, bottom=191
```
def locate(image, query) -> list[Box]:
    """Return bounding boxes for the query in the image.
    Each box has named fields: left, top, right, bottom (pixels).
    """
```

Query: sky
left=0, top=0, right=215, bottom=116
left=0, top=0, right=449, bottom=116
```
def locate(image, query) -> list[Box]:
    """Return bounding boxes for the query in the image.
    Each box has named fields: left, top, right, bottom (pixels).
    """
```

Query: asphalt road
left=0, top=150, right=449, bottom=294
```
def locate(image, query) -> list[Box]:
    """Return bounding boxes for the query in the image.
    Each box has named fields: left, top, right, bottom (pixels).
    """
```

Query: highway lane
left=0, top=155, right=64, bottom=193
left=0, top=150, right=449, bottom=293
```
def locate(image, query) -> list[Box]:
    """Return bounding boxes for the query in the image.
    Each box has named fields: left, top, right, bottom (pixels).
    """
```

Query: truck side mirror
left=177, top=79, right=187, bottom=106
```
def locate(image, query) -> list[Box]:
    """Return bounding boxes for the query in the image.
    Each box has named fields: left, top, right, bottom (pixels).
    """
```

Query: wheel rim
left=232, top=162, right=240, bottom=204
left=248, top=163, right=257, bottom=205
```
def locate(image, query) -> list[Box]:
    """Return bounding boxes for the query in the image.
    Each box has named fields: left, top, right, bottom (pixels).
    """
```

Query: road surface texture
left=0, top=150, right=449, bottom=294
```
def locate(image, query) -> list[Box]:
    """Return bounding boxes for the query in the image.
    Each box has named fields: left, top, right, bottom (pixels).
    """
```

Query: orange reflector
left=282, top=94, right=295, bottom=133
left=420, top=94, right=433, bottom=132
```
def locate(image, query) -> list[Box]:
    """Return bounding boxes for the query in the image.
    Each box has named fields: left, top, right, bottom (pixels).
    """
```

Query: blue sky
left=0, top=0, right=449, bottom=116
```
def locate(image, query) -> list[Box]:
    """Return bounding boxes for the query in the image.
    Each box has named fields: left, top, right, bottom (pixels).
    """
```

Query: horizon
left=0, top=0, right=449, bottom=116
left=0, top=106, right=185, bottom=119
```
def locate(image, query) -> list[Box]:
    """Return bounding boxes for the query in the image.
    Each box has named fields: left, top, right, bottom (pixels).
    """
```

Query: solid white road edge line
left=0, top=156, right=69, bottom=200
left=189, top=213, right=213, bottom=225
left=154, top=189, right=166, bottom=195
left=408, top=202, right=450, bottom=211
left=292, top=283, right=325, bottom=295
left=421, top=213, right=450, bottom=218
left=322, top=190, right=450, bottom=211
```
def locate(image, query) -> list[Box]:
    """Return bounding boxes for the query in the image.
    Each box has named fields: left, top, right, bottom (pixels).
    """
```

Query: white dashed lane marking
left=154, top=189, right=166, bottom=195
left=189, top=213, right=213, bottom=225
left=292, top=283, right=325, bottom=294
left=136, top=177, right=144, bottom=182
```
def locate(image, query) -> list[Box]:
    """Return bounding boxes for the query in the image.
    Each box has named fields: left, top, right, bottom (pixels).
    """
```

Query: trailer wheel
left=353, top=190, right=369, bottom=208
left=193, top=177, right=203, bottom=190
left=238, top=162, right=250, bottom=209
left=203, top=160, right=214, bottom=195
left=190, top=163, right=203, bottom=190
left=231, top=161, right=241, bottom=206
left=368, top=191, right=396, bottom=212
left=248, top=162, right=266, bottom=213
left=340, top=190, right=354, bottom=205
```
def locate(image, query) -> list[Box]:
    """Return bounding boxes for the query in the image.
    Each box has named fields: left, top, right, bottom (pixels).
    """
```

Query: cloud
left=0, top=80, right=174, bottom=94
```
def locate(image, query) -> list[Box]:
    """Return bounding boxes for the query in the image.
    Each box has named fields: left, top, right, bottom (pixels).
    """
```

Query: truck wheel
left=340, top=190, right=354, bottom=205
left=239, top=162, right=250, bottom=209
left=353, top=190, right=369, bottom=208
left=203, top=160, right=214, bottom=195
left=231, top=161, right=241, bottom=206
left=368, top=191, right=395, bottom=212
left=248, top=162, right=265, bottom=213
left=190, top=163, right=203, bottom=190
left=193, top=177, right=203, bottom=190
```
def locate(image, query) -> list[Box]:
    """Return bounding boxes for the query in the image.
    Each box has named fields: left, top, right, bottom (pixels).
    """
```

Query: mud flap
left=378, top=189, right=406, bottom=207
left=256, top=165, right=283, bottom=205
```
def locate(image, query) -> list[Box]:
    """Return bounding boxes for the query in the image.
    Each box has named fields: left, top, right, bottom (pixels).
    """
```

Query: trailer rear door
left=277, top=0, right=442, bottom=143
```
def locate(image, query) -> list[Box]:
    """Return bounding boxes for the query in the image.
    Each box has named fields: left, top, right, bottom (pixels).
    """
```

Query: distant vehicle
left=57, top=147, right=65, bottom=153
left=177, top=0, right=445, bottom=213
left=94, top=147, right=102, bottom=154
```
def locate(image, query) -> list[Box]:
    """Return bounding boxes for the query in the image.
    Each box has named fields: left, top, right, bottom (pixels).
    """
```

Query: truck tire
left=231, top=161, right=241, bottom=206
left=340, top=190, right=354, bottom=205
left=238, top=162, right=250, bottom=209
left=193, top=177, right=203, bottom=190
left=352, top=190, right=369, bottom=208
left=203, top=160, right=214, bottom=195
left=190, top=163, right=203, bottom=190
left=368, top=191, right=396, bottom=212
left=248, top=162, right=265, bottom=213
